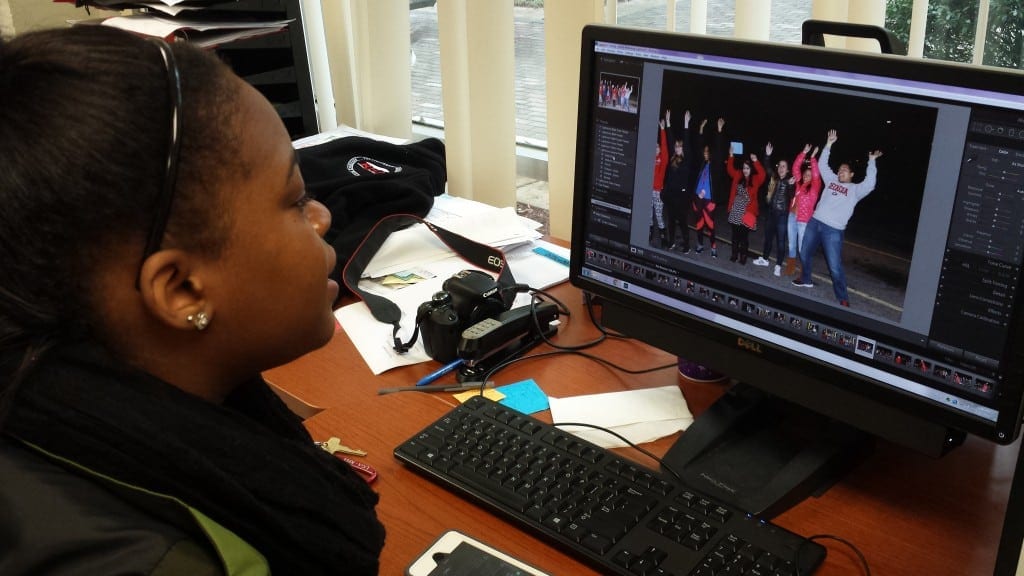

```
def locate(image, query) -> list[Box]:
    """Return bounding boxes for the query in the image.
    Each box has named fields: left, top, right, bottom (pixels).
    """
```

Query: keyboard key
left=581, top=532, right=612, bottom=554
left=710, top=505, right=732, bottom=523
left=612, top=549, right=634, bottom=568
left=563, top=520, right=589, bottom=542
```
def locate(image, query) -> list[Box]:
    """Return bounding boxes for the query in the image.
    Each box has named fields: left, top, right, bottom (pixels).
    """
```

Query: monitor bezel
left=569, top=24, right=1024, bottom=446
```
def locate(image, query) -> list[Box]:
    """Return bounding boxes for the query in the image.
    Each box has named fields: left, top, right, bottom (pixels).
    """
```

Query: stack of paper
left=102, top=14, right=292, bottom=47
left=361, top=197, right=543, bottom=279
left=60, top=1, right=292, bottom=48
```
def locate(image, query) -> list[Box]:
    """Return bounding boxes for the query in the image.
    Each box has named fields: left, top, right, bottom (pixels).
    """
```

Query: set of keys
left=317, top=436, right=367, bottom=457
left=316, top=437, right=378, bottom=483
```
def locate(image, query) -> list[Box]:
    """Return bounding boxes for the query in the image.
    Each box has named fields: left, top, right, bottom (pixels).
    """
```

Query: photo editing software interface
left=576, top=33, right=1024, bottom=443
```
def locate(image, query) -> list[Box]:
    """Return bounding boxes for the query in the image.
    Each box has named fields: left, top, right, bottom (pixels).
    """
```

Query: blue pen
left=416, top=358, right=464, bottom=386
left=533, top=246, right=570, bottom=267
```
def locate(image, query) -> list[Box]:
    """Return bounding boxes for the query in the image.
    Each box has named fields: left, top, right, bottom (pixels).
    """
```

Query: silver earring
left=186, top=311, right=210, bottom=331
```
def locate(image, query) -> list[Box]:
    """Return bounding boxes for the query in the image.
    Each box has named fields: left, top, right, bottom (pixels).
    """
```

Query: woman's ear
left=137, top=249, right=213, bottom=331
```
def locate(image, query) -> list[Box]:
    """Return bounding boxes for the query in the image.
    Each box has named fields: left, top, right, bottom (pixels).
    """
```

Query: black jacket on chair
left=297, top=136, right=448, bottom=294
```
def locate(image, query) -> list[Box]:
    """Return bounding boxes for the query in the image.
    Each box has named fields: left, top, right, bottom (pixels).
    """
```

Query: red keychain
left=336, top=454, right=378, bottom=484
left=316, top=438, right=379, bottom=483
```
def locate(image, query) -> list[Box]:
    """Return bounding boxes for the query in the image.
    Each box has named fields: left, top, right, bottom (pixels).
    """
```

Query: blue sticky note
left=496, top=379, right=549, bottom=415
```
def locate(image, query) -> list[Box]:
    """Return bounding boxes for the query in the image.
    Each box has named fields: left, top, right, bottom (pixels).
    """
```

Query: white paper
left=101, top=15, right=293, bottom=42
left=293, top=124, right=409, bottom=149
left=361, top=224, right=453, bottom=279
left=548, top=386, right=694, bottom=449
left=334, top=304, right=431, bottom=375
left=426, top=194, right=504, bottom=224
left=504, top=240, right=570, bottom=291
left=348, top=195, right=541, bottom=280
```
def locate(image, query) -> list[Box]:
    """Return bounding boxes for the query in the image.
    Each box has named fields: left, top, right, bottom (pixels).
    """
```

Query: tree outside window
left=886, top=0, right=1023, bottom=69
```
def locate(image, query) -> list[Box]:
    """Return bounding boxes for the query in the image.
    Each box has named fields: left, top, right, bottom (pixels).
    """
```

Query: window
left=886, top=0, right=1023, bottom=69
left=410, top=6, right=443, bottom=130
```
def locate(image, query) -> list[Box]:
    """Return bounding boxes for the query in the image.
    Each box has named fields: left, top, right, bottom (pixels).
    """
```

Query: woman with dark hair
left=662, top=108, right=694, bottom=252
left=725, top=150, right=766, bottom=265
left=754, top=142, right=796, bottom=276
left=692, top=117, right=727, bottom=258
left=785, top=144, right=822, bottom=276
left=651, top=112, right=670, bottom=247
left=0, top=26, right=383, bottom=574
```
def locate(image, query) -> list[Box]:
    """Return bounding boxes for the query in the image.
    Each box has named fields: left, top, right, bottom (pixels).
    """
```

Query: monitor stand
left=660, top=383, right=874, bottom=519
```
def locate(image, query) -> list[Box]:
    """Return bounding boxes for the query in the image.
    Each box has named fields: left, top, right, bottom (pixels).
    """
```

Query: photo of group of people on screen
left=638, top=67, right=939, bottom=321
left=649, top=108, right=883, bottom=309
left=598, top=73, right=639, bottom=113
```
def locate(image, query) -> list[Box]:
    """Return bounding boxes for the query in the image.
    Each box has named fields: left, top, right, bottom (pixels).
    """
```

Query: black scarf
left=2, top=342, right=385, bottom=575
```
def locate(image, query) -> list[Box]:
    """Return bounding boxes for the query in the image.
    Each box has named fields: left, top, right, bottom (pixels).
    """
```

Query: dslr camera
left=417, top=270, right=510, bottom=363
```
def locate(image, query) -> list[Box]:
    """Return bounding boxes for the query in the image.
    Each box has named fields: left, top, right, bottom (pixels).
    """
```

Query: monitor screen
left=569, top=25, right=1024, bottom=514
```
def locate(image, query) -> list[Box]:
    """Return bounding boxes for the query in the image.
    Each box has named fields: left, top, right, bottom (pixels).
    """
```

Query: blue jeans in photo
left=798, top=217, right=848, bottom=302
left=762, top=210, right=788, bottom=265
left=787, top=213, right=807, bottom=259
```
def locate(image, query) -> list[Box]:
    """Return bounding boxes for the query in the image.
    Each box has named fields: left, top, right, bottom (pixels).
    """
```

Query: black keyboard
left=395, top=395, right=826, bottom=576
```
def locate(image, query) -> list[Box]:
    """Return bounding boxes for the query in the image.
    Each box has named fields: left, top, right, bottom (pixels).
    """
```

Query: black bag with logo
left=297, top=135, right=447, bottom=290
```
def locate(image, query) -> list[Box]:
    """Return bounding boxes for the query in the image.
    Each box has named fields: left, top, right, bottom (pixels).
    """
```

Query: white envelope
left=548, top=386, right=694, bottom=449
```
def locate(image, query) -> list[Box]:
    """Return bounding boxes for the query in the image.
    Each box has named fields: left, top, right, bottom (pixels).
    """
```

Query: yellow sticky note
left=453, top=389, right=505, bottom=404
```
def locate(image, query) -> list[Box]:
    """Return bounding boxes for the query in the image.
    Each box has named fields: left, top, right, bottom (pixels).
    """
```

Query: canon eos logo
left=487, top=255, right=504, bottom=268
left=736, top=337, right=763, bottom=354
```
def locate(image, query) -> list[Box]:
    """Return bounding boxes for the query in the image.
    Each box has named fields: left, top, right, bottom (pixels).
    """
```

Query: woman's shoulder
left=0, top=439, right=225, bottom=576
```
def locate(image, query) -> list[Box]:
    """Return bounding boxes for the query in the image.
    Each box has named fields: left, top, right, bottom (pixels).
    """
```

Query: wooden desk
left=265, top=282, right=1018, bottom=575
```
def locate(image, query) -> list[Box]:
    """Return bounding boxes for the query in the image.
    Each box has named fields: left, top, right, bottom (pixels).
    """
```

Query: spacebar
left=448, top=465, right=530, bottom=512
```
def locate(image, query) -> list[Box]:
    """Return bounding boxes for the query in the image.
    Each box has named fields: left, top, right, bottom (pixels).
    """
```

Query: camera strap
left=342, top=213, right=518, bottom=353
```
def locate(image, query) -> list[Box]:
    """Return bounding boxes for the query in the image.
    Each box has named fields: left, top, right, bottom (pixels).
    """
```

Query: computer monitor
left=569, top=24, right=1024, bottom=518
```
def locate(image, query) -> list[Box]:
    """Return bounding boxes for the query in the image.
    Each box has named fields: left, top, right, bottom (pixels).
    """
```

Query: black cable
left=523, top=288, right=638, bottom=352
left=480, top=347, right=676, bottom=387
left=524, top=286, right=571, bottom=317
left=509, top=284, right=634, bottom=355
left=795, top=534, right=871, bottom=576
left=476, top=349, right=566, bottom=394
left=550, top=421, right=684, bottom=484
left=581, top=291, right=632, bottom=340
left=529, top=292, right=607, bottom=351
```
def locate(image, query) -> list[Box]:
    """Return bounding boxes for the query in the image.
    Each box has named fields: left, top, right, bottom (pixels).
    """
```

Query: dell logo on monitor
left=737, top=337, right=764, bottom=354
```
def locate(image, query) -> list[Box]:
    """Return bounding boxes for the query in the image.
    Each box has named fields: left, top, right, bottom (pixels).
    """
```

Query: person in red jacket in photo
left=785, top=144, right=822, bottom=276
left=650, top=112, right=670, bottom=247
left=725, top=148, right=766, bottom=265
